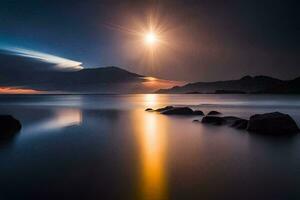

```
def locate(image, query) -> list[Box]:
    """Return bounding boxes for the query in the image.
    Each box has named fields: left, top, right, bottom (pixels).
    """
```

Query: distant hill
left=259, top=77, right=300, bottom=94
left=156, top=75, right=300, bottom=94
left=156, top=76, right=285, bottom=94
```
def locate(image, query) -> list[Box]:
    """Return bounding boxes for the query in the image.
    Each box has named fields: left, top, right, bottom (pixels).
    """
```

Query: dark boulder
left=201, top=116, right=225, bottom=125
left=162, top=107, right=194, bottom=115
left=247, top=112, right=299, bottom=134
left=0, top=115, right=22, bottom=138
left=207, top=111, right=222, bottom=115
left=145, top=108, right=153, bottom=111
left=193, top=110, right=204, bottom=115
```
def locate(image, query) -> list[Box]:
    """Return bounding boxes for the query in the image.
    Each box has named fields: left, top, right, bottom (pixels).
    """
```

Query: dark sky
left=0, top=0, right=299, bottom=82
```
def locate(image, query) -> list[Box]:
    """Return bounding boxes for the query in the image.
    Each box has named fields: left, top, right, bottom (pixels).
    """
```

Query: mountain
left=0, top=49, right=298, bottom=94
left=0, top=66, right=181, bottom=93
left=0, top=49, right=183, bottom=94
left=156, top=76, right=284, bottom=94
left=260, top=77, right=300, bottom=94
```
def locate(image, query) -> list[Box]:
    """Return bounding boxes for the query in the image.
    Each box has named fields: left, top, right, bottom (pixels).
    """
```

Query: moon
left=144, top=32, right=157, bottom=45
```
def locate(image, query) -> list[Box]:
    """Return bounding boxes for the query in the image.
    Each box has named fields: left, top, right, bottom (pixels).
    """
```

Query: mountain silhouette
left=0, top=50, right=179, bottom=93
left=259, top=77, right=300, bottom=94
left=156, top=75, right=300, bottom=94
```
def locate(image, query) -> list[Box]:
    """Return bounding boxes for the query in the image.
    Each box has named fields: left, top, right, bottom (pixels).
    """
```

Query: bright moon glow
left=145, top=32, right=157, bottom=45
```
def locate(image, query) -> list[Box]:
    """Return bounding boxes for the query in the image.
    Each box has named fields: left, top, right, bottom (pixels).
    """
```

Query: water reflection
left=144, top=94, right=158, bottom=108
left=133, top=95, right=168, bottom=200
left=23, top=108, right=82, bottom=134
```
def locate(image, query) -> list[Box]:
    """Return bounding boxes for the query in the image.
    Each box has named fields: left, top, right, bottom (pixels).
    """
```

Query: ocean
left=0, top=94, right=300, bottom=200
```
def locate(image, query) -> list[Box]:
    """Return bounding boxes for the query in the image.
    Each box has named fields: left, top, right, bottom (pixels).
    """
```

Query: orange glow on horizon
left=0, top=87, right=41, bottom=94
left=141, top=77, right=185, bottom=92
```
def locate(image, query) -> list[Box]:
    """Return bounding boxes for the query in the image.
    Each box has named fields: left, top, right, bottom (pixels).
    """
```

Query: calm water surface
left=0, top=94, right=300, bottom=200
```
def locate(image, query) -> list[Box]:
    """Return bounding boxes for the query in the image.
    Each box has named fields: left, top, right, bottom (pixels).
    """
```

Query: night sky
left=0, top=0, right=299, bottom=82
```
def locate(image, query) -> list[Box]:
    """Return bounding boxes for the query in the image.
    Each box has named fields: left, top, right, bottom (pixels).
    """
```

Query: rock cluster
left=146, top=106, right=299, bottom=135
left=201, top=112, right=299, bottom=134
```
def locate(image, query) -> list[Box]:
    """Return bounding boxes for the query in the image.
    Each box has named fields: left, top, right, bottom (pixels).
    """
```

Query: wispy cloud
left=2, top=47, right=83, bottom=71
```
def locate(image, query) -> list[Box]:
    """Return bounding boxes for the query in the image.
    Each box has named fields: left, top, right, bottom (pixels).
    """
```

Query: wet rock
left=207, top=111, right=222, bottom=115
left=155, top=106, right=174, bottom=112
left=247, top=112, right=299, bottom=134
left=162, top=107, right=195, bottom=115
left=231, top=119, right=248, bottom=130
left=201, top=116, right=225, bottom=125
left=222, top=116, right=248, bottom=129
left=202, top=116, right=248, bottom=129
left=0, top=115, right=22, bottom=139
left=222, top=116, right=241, bottom=124
left=150, top=106, right=203, bottom=115
left=193, top=110, right=205, bottom=115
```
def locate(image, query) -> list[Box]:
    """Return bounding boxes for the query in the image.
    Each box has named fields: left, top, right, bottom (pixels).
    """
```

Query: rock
left=201, top=116, right=225, bottom=125
left=222, top=116, right=248, bottom=129
left=200, top=111, right=299, bottom=134
left=147, top=106, right=203, bottom=116
left=193, top=110, right=204, bottom=115
left=231, top=119, right=248, bottom=130
left=0, top=115, right=22, bottom=138
left=155, top=106, right=173, bottom=112
left=247, top=112, right=299, bottom=134
left=201, top=115, right=248, bottom=129
left=193, top=119, right=200, bottom=122
left=162, top=107, right=195, bottom=115
left=207, top=111, right=222, bottom=115
left=222, top=116, right=241, bottom=124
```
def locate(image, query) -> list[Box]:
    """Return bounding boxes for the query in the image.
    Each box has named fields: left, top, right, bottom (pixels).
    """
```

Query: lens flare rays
left=105, top=12, right=174, bottom=72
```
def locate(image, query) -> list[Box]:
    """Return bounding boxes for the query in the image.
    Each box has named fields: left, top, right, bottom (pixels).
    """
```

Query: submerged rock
left=247, top=112, right=299, bottom=134
left=162, top=107, right=195, bottom=115
left=147, top=105, right=204, bottom=116
left=207, top=111, right=222, bottom=115
left=155, top=106, right=174, bottom=112
left=202, top=116, right=248, bottom=129
left=222, top=116, right=248, bottom=129
left=231, top=119, right=248, bottom=130
left=201, top=116, right=225, bottom=125
left=0, top=115, right=22, bottom=138
left=145, top=106, right=173, bottom=112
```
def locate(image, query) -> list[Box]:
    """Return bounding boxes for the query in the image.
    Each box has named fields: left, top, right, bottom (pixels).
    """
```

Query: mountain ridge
left=156, top=75, right=300, bottom=94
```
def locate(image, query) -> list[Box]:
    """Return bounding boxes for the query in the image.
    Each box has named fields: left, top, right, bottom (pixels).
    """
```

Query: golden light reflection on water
left=132, top=94, right=168, bottom=200
left=144, top=93, right=158, bottom=108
